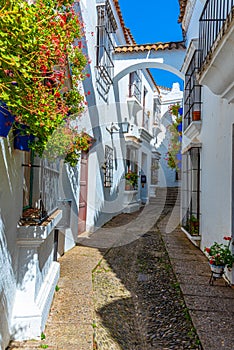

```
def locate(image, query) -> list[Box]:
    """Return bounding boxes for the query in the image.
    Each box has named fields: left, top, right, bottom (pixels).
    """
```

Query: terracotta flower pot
left=192, top=111, right=201, bottom=121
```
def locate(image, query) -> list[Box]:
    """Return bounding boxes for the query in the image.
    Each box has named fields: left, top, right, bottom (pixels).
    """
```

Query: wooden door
left=78, top=151, right=88, bottom=234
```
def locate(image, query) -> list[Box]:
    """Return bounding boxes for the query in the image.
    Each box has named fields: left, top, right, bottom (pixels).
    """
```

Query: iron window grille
left=104, top=145, right=113, bottom=187
left=23, top=154, right=60, bottom=221
left=184, top=50, right=202, bottom=130
left=129, top=70, right=142, bottom=103
left=96, top=1, right=117, bottom=94
left=182, top=147, right=201, bottom=236
left=199, top=0, right=234, bottom=69
left=40, top=158, right=60, bottom=216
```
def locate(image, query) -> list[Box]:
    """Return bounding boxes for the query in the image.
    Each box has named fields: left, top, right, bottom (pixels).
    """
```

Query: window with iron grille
left=22, top=154, right=60, bottom=220
left=129, top=70, right=142, bottom=103
left=182, top=147, right=201, bottom=236
left=184, top=50, right=202, bottom=130
left=96, top=1, right=117, bottom=95
left=104, top=145, right=113, bottom=187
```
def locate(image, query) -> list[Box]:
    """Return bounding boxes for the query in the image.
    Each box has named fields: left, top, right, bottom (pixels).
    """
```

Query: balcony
left=198, top=0, right=234, bottom=102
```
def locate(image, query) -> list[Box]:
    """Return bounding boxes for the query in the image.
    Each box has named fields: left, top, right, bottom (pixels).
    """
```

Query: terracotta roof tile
left=178, top=0, right=188, bottom=23
left=114, top=41, right=186, bottom=54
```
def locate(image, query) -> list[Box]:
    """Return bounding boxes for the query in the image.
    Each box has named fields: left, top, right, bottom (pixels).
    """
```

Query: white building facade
left=179, top=0, right=234, bottom=283
left=0, top=0, right=166, bottom=347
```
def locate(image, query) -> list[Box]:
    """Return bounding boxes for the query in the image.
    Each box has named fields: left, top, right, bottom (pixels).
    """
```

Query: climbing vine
left=166, top=104, right=182, bottom=170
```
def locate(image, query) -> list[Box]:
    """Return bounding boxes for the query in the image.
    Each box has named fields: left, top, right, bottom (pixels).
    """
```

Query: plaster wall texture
left=0, top=140, right=24, bottom=349
left=182, top=0, right=234, bottom=284
left=77, top=0, right=160, bottom=232
left=183, top=0, right=204, bottom=44
left=199, top=87, right=233, bottom=250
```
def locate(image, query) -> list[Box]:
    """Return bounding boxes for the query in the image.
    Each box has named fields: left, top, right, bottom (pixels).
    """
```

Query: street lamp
left=106, top=121, right=130, bottom=135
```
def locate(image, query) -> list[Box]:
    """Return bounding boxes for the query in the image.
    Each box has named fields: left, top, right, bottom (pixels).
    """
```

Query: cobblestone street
left=8, top=200, right=234, bottom=350
left=93, top=221, right=201, bottom=349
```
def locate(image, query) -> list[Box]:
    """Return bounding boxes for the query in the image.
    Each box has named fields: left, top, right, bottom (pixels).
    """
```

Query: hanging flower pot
left=177, top=122, right=182, bottom=132
left=0, top=102, right=15, bottom=137
left=13, top=124, right=35, bottom=152
left=176, top=153, right=182, bottom=169
left=176, top=153, right=182, bottom=161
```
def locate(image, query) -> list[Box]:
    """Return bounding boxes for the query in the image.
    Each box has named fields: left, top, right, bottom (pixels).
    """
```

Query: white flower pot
left=209, top=264, right=225, bottom=278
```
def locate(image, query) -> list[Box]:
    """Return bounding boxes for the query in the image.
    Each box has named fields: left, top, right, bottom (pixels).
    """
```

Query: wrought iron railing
left=129, top=82, right=142, bottom=103
left=184, top=50, right=202, bottom=130
left=182, top=147, right=201, bottom=236
left=40, top=159, right=60, bottom=216
left=129, top=70, right=142, bottom=103
left=96, top=2, right=116, bottom=93
left=199, top=0, right=234, bottom=68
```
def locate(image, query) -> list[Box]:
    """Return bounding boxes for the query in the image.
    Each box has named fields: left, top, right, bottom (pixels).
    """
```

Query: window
left=104, top=145, right=113, bottom=187
left=184, top=50, right=202, bottom=130
left=22, top=154, right=60, bottom=219
left=142, top=87, right=148, bottom=129
left=129, top=70, right=142, bottom=103
left=96, top=1, right=117, bottom=95
left=182, top=147, right=201, bottom=236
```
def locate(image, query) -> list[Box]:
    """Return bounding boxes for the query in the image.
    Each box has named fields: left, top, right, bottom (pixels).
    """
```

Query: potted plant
left=43, top=123, right=93, bottom=167
left=13, top=124, right=35, bottom=152
left=204, top=236, right=234, bottom=278
left=0, top=102, right=15, bottom=138
left=192, top=110, right=201, bottom=121
left=186, top=215, right=199, bottom=235
left=124, top=171, right=139, bottom=190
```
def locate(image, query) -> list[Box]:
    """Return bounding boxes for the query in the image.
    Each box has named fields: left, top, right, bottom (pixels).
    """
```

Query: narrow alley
left=8, top=192, right=234, bottom=350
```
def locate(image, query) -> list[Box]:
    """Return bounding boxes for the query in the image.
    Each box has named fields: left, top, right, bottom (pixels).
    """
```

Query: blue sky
left=118, top=0, right=184, bottom=89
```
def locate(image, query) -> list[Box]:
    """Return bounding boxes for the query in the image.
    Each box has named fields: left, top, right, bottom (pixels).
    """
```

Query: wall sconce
left=106, top=121, right=130, bottom=135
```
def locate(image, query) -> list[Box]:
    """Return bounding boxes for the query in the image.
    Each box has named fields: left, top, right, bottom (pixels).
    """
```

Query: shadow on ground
left=92, top=209, right=202, bottom=350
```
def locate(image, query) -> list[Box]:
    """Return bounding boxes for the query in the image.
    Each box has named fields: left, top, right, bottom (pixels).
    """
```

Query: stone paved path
left=8, top=201, right=234, bottom=350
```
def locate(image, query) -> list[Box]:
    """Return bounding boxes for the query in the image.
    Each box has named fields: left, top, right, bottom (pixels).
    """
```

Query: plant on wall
left=43, top=122, right=93, bottom=167
left=166, top=104, right=183, bottom=170
left=125, top=171, right=139, bottom=188
left=0, top=0, right=87, bottom=155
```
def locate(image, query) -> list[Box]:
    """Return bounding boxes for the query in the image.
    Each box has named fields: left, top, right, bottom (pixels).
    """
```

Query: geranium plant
left=43, top=123, right=93, bottom=167
left=0, top=0, right=87, bottom=155
left=204, top=236, right=234, bottom=269
left=125, top=171, right=138, bottom=188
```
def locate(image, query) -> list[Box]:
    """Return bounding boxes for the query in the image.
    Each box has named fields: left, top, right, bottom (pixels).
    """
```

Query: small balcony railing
left=129, top=82, right=142, bottom=103
left=199, top=0, right=234, bottom=68
left=184, top=50, right=202, bottom=130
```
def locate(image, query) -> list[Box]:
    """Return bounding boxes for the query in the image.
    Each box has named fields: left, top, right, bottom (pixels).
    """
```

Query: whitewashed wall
left=156, top=83, right=183, bottom=188
left=182, top=0, right=234, bottom=283
left=200, top=87, right=233, bottom=250
left=0, top=140, right=22, bottom=349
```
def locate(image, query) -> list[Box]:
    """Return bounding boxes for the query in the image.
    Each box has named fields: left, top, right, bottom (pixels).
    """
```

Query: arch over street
left=113, top=41, right=186, bottom=84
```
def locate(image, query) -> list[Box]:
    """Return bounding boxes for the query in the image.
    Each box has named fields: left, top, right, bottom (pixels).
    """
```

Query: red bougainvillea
left=0, top=0, right=87, bottom=155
